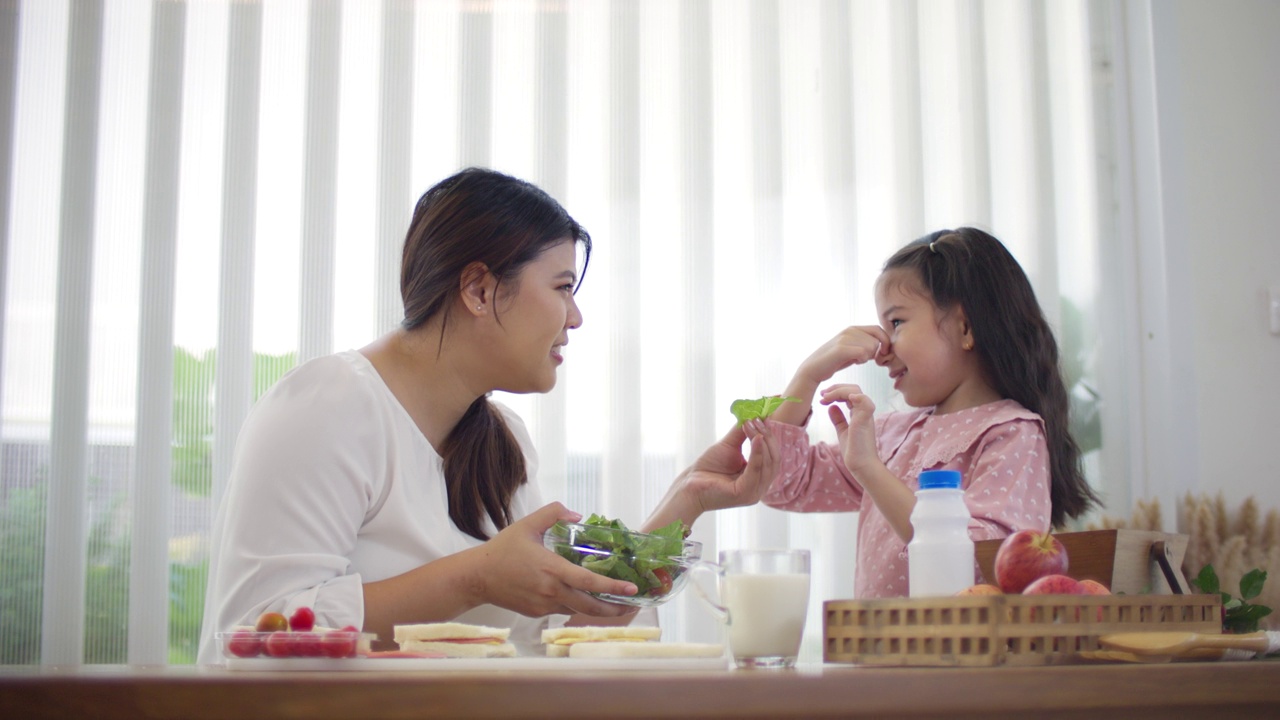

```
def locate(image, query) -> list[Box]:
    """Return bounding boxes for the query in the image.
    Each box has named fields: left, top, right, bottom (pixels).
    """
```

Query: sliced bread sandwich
left=541, top=625, right=662, bottom=658
left=567, top=641, right=725, bottom=659
left=393, top=622, right=516, bottom=658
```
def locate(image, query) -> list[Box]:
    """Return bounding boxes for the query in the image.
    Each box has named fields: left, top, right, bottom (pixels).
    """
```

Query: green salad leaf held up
left=548, top=515, right=689, bottom=599
left=729, top=396, right=801, bottom=425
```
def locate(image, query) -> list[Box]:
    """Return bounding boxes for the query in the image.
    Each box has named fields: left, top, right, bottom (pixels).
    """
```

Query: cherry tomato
left=321, top=631, right=358, bottom=659
left=652, top=567, right=674, bottom=596
left=294, top=632, right=325, bottom=657
left=254, top=611, right=288, bottom=633
left=289, top=606, right=316, bottom=632
left=227, top=631, right=263, bottom=658
left=264, top=631, right=295, bottom=658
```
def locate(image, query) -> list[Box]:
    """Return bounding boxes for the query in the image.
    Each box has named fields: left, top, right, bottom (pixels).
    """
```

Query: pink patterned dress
left=762, top=399, right=1052, bottom=598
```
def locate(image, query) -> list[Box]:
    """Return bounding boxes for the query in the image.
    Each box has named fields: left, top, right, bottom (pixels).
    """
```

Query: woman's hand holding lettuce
left=640, top=400, right=783, bottom=534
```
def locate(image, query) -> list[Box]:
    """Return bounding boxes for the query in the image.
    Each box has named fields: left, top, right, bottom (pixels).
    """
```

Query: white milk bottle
left=907, top=469, right=975, bottom=597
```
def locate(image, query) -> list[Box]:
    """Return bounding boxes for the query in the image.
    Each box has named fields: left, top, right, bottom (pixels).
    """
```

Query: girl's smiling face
left=874, top=268, right=992, bottom=414
left=489, top=239, right=583, bottom=394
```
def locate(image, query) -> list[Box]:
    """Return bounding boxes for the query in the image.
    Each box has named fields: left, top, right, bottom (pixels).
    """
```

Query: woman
left=197, top=167, right=776, bottom=663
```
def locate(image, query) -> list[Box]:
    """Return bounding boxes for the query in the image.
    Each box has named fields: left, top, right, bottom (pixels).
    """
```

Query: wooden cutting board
left=224, top=655, right=730, bottom=672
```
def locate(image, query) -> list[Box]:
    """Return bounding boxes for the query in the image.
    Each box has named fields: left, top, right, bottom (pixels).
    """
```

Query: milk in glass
left=722, top=573, right=810, bottom=659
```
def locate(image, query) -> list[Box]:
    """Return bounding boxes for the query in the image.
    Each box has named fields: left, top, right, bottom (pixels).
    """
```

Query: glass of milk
left=693, top=549, right=810, bottom=669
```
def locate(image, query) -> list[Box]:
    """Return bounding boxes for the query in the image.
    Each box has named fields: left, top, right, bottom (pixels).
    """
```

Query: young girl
left=759, top=227, right=1099, bottom=598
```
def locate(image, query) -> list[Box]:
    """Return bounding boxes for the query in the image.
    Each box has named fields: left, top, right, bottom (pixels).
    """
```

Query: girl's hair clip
left=928, top=241, right=939, bottom=254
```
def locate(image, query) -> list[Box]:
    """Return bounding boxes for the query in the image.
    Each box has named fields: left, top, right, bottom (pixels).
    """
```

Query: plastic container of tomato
left=216, top=628, right=376, bottom=660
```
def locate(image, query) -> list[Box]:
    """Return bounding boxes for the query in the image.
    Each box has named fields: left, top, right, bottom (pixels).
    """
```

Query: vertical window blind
left=0, top=0, right=1120, bottom=665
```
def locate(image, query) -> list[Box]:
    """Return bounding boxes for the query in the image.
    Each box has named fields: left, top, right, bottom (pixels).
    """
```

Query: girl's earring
left=477, top=305, right=484, bottom=311
left=963, top=341, right=973, bottom=350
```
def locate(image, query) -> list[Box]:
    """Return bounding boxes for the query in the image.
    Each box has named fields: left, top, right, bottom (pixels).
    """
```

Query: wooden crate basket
left=824, top=593, right=1222, bottom=667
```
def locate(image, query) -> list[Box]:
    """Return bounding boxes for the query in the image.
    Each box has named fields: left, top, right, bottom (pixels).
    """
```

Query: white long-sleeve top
left=196, top=350, right=551, bottom=664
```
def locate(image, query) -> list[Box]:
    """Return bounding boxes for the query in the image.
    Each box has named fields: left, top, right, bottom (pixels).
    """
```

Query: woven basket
left=824, top=593, right=1221, bottom=666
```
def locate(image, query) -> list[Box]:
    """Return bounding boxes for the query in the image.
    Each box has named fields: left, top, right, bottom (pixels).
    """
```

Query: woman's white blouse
left=196, top=350, right=549, bottom=664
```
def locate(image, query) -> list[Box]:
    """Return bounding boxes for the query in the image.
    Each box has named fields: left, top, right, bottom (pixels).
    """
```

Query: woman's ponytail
left=440, top=397, right=526, bottom=541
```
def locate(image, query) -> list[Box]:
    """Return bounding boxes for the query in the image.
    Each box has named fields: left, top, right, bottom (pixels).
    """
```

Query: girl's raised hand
left=820, top=383, right=880, bottom=478
left=774, top=326, right=892, bottom=427
left=798, top=326, right=891, bottom=385
left=469, top=502, right=640, bottom=619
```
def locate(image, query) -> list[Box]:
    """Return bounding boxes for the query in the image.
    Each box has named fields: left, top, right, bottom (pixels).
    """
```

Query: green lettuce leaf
left=729, top=396, right=801, bottom=425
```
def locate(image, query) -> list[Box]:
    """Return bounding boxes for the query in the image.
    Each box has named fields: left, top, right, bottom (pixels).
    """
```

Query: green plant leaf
left=1233, top=604, right=1273, bottom=623
left=1192, top=564, right=1221, bottom=595
left=1197, top=563, right=1272, bottom=634
left=1239, top=569, right=1268, bottom=601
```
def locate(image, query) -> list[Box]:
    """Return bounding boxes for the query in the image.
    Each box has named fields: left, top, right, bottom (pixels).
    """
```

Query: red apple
left=1077, top=579, right=1110, bottom=595
left=1021, top=573, right=1083, bottom=595
left=955, top=583, right=1003, bottom=597
left=1023, top=574, right=1084, bottom=623
left=1076, top=579, right=1111, bottom=621
left=993, top=530, right=1069, bottom=593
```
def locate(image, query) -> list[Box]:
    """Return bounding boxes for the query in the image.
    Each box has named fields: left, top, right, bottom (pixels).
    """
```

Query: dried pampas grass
left=1088, top=496, right=1164, bottom=532
left=1089, top=493, right=1280, bottom=630
left=1179, top=493, right=1280, bottom=623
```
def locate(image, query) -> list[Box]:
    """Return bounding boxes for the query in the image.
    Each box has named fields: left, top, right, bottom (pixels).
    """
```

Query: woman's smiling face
left=489, top=239, right=583, bottom=394
left=873, top=268, right=973, bottom=411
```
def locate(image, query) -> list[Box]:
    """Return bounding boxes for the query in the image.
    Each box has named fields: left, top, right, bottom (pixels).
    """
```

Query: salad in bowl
left=544, top=515, right=700, bottom=607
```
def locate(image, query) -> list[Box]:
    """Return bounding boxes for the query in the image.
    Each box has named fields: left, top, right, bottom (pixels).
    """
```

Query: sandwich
left=567, top=641, right=726, bottom=659
left=392, top=622, right=516, bottom=658
left=541, top=625, right=662, bottom=658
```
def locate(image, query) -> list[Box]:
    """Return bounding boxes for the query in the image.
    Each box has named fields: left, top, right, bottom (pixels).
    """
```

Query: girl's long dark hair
left=400, top=167, right=591, bottom=540
left=883, top=228, right=1100, bottom=527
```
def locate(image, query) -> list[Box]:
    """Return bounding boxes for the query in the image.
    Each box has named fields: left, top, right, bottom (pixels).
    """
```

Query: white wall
left=1145, top=0, right=1280, bottom=511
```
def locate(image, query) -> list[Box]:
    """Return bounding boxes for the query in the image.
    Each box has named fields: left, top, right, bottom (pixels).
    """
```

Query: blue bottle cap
left=917, top=469, right=961, bottom=490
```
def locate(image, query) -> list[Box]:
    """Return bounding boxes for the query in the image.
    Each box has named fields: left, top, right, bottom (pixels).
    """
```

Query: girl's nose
left=874, top=344, right=894, bottom=366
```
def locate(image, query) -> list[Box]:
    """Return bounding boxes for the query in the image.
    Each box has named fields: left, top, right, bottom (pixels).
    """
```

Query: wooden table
left=3, top=659, right=1279, bottom=719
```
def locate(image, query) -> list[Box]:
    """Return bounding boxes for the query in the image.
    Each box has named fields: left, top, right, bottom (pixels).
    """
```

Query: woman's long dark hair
left=400, top=167, right=591, bottom=540
left=883, top=228, right=1099, bottom=527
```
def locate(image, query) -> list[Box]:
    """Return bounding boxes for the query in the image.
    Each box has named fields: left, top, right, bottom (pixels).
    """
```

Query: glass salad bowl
left=544, top=517, right=702, bottom=608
